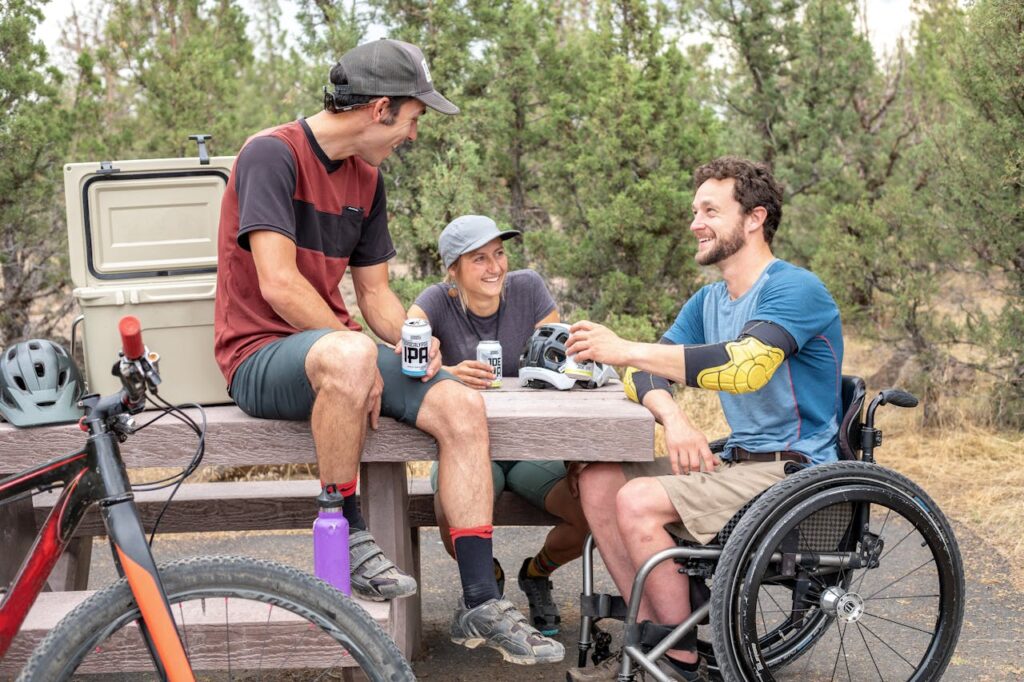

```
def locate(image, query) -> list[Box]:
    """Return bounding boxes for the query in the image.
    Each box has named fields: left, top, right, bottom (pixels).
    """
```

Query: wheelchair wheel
left=710, top=462, right=964, bottom=682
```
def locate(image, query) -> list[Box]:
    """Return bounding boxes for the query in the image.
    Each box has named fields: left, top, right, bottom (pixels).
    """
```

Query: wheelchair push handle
left=861, top=387, right=920, bottom=462
left=877, top=389, right=919, bottom=408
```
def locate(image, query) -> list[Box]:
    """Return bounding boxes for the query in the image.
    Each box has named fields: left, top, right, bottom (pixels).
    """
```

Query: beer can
left=401, top=318, right=432, bottom=377
left=563, top=354, right=595, bottom=381
left=476, top=340, right=502, bottom=388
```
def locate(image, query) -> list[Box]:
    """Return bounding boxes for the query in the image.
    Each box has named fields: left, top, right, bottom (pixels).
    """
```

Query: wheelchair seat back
left=838, top=375, right=867, bottom=461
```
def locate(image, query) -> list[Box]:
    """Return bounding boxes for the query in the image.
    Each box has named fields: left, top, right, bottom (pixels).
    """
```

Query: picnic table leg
left=360, top=461, right=421, bottom=660
left=0, top=495, right=37, bottom=588
left=47, top=537, right=93, bottom=591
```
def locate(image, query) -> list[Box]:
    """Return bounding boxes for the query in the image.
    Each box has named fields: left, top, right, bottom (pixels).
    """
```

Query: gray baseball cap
left=439, top=215, right=521, bottom=269
left=336, top=39, right=459, bottom=115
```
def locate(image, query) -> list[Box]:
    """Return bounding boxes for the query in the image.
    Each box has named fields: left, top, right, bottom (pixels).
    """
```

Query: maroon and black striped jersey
left=214, top=119, right=395, bottom=385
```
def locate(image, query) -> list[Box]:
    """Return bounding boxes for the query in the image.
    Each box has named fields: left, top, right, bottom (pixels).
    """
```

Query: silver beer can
left=476, top=340, right=502, bottom=388
left=563, top=354, right=595, bottom=381
left=401, top=318, right=432, bottom=377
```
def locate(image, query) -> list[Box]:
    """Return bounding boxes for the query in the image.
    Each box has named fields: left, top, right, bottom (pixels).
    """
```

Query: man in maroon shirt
left=214, top=39, right=563, bottom=665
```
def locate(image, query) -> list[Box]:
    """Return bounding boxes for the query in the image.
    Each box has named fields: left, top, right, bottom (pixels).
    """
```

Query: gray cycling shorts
left=230, top=329, right=457, bottom=424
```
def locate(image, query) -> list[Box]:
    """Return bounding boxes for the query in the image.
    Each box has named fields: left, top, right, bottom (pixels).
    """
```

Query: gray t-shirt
left=414, top=269, right=557, bottom=376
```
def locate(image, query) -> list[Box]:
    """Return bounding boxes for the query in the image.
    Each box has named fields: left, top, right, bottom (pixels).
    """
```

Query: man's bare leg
left=616, top=477, right=697, bottom=664
left=305, top=332, right=378, bottom=482
left=305, top=332, right=415, bottom=600
left=417, top=380, right=563, bottom=663
left=577, top=463, right=656, bottom=622
left=415, top=380, right=493, bottom=527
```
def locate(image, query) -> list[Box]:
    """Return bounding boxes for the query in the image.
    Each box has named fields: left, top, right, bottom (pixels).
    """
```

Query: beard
left=695, top=220, right=746, bottom=266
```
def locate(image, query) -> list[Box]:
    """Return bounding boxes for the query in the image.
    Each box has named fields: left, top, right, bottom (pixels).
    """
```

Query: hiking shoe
left=450, top=597, right=565, bottom=665
left=517, top=557, right=561, bottom=635
left=348, top=529, right=417, bottom=601
left=566, top=651, right=622, bottom=680
left=656, top=656, right=710, bottom=681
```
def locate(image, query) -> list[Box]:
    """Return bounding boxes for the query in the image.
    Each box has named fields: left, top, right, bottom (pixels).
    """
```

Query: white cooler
left=65, top=155, right=236, bottom=405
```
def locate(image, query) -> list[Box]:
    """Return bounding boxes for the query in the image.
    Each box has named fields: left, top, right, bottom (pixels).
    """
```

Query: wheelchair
left=575, top=376, right=965, bottom=681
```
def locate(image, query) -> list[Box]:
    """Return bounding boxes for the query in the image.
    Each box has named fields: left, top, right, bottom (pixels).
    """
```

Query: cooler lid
left=65, top=155, right=235, bottom=288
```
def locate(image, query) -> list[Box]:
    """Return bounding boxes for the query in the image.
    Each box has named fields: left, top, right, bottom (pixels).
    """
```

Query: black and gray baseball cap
left=336, top=38, right=459, bottom=115
left=439, top=215, right=521, bottom=269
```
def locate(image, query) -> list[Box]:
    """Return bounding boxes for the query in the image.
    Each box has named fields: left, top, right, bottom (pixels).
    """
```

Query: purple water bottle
left=313, top=487, right=351, bottom=595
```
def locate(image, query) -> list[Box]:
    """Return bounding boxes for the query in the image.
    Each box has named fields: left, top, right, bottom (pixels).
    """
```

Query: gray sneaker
left=450, top=597, right=565, bottom=665
left=348, top=529, right=417, bottom=601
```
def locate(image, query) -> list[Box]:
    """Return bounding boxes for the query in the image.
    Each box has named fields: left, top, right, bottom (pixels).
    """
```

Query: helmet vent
left=58, top=370, right=68, bottom=387
left=28, top=341, right=41, bottom=350
left=14, top=375, right=27, bottom=391
left=6, top=348, right=14, bottom=361
left=35, top=401, right=55, bottom=407
left=34, top=362, right=45, bottom=378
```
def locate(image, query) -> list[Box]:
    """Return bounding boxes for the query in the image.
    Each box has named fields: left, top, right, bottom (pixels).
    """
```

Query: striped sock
left=323, top=478, right=365, bottom=530
left=451, top=525, right=500, bottom=608
left=526, top=546, right=561, bottom=578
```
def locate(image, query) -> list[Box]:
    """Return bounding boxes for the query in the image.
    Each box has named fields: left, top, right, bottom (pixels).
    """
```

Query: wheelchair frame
left=575, top=376, right=965, bottom=682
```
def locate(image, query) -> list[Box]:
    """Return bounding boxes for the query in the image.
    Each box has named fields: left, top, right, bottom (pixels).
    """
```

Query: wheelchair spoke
left=865, top=593, right=939, bottom=600
left=830, top=619, right=852, bottom=682
left=878, top=524, right=916, bottom=564
left=858, top=620, right=921, bottom=671
left=863, top=557, right=936, bottom=601
left=855, top=622, right=886, bottom=682
left=861, top=611, right=935, bottom=637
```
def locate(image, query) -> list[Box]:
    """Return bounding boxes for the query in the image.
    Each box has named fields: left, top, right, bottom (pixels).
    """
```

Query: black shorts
left=230, top=329, right=457, bottom=424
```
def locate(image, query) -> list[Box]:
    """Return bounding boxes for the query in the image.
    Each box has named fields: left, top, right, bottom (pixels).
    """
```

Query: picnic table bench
left=0, top=381, right=654, bottom=673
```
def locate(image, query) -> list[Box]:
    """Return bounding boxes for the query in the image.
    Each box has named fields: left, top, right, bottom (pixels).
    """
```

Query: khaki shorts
left=623, top=458, right=788, bottom=544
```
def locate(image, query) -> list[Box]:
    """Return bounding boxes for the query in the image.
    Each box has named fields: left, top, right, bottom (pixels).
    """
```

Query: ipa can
left=476, top=340, right=503, bottom=388
left=401, top=318, right=431, bottom=377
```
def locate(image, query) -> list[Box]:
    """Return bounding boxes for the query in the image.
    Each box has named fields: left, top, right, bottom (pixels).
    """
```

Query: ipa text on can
left=402, top=318, right=431, bottom=377
left=476, top=340, right=502, bottom=388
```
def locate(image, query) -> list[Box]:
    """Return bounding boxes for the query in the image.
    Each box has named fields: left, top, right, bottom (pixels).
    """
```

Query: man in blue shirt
left=565, top=157, right=843, bottom=681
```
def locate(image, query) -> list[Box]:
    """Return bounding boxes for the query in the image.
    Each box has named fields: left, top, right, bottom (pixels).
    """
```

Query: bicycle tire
left=710, top=462, right=964, bottom=682
left=17, top=555, right=415, bottom=681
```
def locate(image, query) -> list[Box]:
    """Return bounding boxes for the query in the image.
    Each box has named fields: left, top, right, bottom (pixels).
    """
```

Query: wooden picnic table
left=0, top=379, right=655, bottom=666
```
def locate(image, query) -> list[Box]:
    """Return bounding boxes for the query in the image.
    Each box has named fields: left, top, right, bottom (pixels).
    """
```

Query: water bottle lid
left=316, top=489, right=344, bottom=510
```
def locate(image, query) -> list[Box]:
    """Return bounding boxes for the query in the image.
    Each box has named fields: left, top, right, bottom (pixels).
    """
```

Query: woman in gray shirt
left=408, top=215, right=588, bottom=636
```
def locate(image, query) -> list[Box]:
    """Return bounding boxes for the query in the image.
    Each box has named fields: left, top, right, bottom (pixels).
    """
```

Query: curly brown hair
left=694, top=157, right=784, bottom=245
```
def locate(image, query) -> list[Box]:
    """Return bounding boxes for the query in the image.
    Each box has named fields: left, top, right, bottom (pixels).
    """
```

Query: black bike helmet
left=518, top=324, right=579, bottom=390
left=0, top=339, right=86, bottom=427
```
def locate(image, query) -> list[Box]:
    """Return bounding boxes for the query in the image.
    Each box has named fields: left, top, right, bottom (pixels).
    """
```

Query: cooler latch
left=97, top=160, right=120, bottom=174
left=189, top=134, right=212, bottom=165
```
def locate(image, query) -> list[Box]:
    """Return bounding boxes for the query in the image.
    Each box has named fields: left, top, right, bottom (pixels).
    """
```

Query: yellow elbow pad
left=622, top=366, right=640, bottom=403
left=695, top=337, right=785, bottom=394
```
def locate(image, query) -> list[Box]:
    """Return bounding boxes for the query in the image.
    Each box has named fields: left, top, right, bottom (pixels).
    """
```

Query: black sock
left=451, top=527, right=500, bottom=608
left=325, top=480, right=366, bottom=531
left=665, top=654, right=699, bottom=673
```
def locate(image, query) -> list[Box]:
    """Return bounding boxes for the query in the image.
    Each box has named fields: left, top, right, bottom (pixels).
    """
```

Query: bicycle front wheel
left=17, top=555, right=414, bottom=681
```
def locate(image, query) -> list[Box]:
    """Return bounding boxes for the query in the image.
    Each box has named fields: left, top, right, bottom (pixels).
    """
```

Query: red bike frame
left=0, top=319, right=196, bottom=680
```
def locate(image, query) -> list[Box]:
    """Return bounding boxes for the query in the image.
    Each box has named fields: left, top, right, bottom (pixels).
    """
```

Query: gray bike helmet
left=0, top=339, right=86, bottom=427
left=519, top=323, right=577, bottom=390
left=519, top=323, right=619, bottom=390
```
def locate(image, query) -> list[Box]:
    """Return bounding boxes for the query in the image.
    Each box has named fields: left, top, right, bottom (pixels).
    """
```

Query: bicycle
left=0, top=316, right=414, bottom=681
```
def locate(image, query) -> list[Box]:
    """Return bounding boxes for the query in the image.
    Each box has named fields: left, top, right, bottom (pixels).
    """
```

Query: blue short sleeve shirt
left=663, top=260, right=844, bottom=464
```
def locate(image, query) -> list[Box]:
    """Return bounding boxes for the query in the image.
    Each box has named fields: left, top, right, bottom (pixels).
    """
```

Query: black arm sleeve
left=628, top=337, right=676, bottom=405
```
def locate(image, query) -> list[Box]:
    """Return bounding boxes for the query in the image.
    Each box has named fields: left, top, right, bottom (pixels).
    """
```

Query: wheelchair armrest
left=708, top=437, right=728, bottom=453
